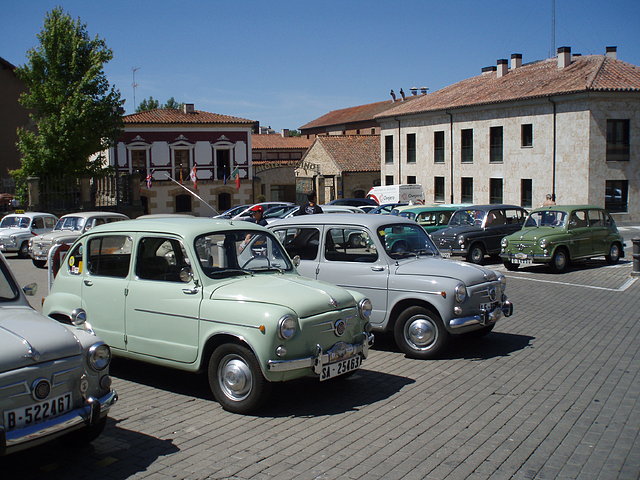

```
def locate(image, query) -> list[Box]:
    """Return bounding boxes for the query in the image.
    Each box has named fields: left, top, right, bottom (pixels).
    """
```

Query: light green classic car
left=500, top=205, right=625, bottom=273
left=43, top=218, right=373, bottom=413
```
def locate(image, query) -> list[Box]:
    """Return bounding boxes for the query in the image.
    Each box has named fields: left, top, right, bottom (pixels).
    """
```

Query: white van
left=367, top=184, right=425, bottom=205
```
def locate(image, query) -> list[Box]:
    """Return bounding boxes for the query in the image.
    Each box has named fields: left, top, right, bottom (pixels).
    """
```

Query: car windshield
left=0, top=216, right=29, bottom=229
left=525, top=211, right=568, bottom=228
left=377, top=223, right=440, bottom=259
left=54, top=216, right=85, bottom=231
left=194, top=229, right=294, bottom=278
left=0, top=259, right=20, bottom=301
left=449, top=209, right=486, bottom=227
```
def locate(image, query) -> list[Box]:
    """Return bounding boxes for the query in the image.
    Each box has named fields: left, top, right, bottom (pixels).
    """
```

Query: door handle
left=371, top=266, right=385, bottom=272
left=83, top=280, right=93, bottom=286
left=182, top=287, right=199, bottom=295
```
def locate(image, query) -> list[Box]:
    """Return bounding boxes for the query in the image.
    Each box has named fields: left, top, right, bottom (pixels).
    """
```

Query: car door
left=567, top=210, right=591, bottom=258
left=316, top=226, right=389, bottom=326
left=274, top=226, right=322, bottom=280
left=483, top=209, right=510, bottom=254
left=587, top=209, right=607, bottom=256
left=125, top=235, right=201, bottom=363
left=80, top=234, right=131, bottom=350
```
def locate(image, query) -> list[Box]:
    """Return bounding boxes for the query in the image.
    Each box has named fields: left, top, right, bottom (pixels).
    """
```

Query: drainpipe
left=446, top=111, right=454, bottom=203
left=395, top=117, right=402, bottom=184
left=548, top=97, right=557, bottom=201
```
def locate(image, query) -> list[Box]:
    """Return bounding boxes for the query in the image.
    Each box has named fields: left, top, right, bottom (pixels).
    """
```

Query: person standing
left=294, top=191, right=323, bottom=215
left=246, top=205, right=268, bottom=226
left=542, top=194, right=556, bottom=207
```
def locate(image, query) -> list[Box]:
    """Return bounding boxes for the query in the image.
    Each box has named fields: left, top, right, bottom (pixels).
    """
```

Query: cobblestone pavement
left=2, top=255, right=639, bottom=480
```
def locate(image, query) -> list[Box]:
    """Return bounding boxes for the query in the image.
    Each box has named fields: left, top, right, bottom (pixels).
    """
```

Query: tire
left=503, top=260, right=519, bottom=271
left=67, top=416, right=106, bottom=444
left=605, top=243, right=621, bottom=265
left=393, top=306, right=449, bottom=359
left=550, top=247, right=569, bottom=273
left=466, top=243, right=485, bottom=264
left=208, top=343, right=271, bottom=414
left=32, top=259, right=47, bottom=269
left=18, top=242, right=29, bottom=258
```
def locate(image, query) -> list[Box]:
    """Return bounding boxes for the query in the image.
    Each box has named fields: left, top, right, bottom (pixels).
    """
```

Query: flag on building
left=145, top=171, right=153, bottom=189
left=190, top=165, right=198, bottom=189
left=229, top=166, right=241, bottom=191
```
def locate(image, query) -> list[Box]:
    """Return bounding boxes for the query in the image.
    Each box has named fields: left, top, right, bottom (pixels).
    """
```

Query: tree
left=14, top=7, right=123, bottom=186
left=136, top=96, right=160, bottom=112
left=164, top=97, right=184, bottom=110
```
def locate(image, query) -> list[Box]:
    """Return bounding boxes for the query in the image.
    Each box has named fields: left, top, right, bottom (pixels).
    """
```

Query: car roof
left=453, top=204, right=525, bottom=212
left=270, top=213, right=416, bottom=229
left=2, top=211, right=57, bottom=219
left=531, top=204, right=605, bottom=212
left=60, top=211, right=129, bottom=219
left=394, top=205, right=458, bottom=213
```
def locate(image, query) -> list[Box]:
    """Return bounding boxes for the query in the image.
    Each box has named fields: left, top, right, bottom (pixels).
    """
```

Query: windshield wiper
left=416, top=249, right=436, bottom=257
left=251, top=266, right=285, bottom=273
left=210, top=268, right=253, bottom=278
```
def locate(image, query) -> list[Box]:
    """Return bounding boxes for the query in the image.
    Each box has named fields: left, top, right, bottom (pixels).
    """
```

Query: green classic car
left=43, top=218, right=374, bottom=414
left=500, top=205, right=625, bottom=273
left=392, top=206, right=458, bottom=234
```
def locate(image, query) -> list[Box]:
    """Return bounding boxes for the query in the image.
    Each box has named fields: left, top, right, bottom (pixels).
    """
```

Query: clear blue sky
left=3, top=0, right=639, bottom=132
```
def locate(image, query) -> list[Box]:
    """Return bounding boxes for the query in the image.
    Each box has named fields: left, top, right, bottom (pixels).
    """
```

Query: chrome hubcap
left=405, top=317, right=437, bottom=350
left=218, top=355, right=252, bottom=401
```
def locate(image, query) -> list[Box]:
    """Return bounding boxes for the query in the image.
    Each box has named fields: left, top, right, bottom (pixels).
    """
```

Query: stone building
left=108, top=105, right=256, bottom=216
left=295, top=135, right=380, bottom=203
left=375, top=46, right=640, bottom=223
left=251, top=133, right=312, bottom=202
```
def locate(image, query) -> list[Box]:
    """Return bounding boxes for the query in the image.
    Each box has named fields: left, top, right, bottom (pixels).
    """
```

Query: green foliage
left=13, top=7, right=123, bottom=183
left=164, top=97, right=184, bottom=110
left=287, top=130, right=302, bottom=137
left=136, top=96, right=160, bottom=112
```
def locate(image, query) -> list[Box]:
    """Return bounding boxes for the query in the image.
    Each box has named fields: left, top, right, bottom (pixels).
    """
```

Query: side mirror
left=23, top=282, right=38, bottom=296
left=179, top=267, right=194, bottom=283
left=292, top=255, right=300, bottom=267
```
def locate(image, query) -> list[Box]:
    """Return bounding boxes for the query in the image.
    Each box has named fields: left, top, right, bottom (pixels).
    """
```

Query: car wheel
left=18, top=241, right=29, bottom=258
left=467, top=244, right=485, bottom=264
left=503, top=260, right=519, bottom=271
left=208, top=343, right=271, bottom=414
left=32, top=259, right=47, bottom=269
left=605, top=243, right=621, bottom=264
left=550, top=247, right=569, bottom=273
left=66, top=416, right=107, bottom=444
left=393, top=306, right=449, bottom=359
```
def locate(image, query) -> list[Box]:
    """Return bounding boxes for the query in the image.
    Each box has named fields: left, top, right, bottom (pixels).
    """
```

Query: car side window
left=136, top=237, right=190, bottom=282
left=587, top=209, right=603, bottom=227
left=504, top=209, right=525, bottom=225
left=486, top=210, right=506, bottom=226
left=32, top=217, right=45, bottom=229
left=277, top=228, right=320, bottom=261
left=568, top=211, right=588, bottom=229
left=325, top=228, right=377, bottom=263
left=44, top=217, right=56, bottom=228
left=66, top=243, right=84, bottom=275
left=87, top=235, right=132, bottom=278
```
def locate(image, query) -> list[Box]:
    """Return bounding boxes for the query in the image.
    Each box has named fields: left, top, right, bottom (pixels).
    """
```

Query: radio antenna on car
left=161, top=172, right=220, bottom=215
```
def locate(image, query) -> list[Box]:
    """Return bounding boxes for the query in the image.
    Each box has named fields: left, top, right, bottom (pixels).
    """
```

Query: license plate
left=440, top=252, right=451, bottom=258
left=514, top=252, right=528, bottom=259
left=514, top=258, right=532, bottom=264
left=319, top=355, right=361, bottom=381
left=4, top=392, right=73, bottom=431
left=480, top=302, right=498, bottom=311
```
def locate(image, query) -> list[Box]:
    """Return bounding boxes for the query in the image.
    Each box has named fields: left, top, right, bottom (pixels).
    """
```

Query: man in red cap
left=247, top=205, right=268, bottom=226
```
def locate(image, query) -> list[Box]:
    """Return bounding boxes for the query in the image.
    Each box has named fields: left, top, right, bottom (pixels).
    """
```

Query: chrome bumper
left=449, top=301, right=514, bottom=329
left=1, top=389, right=118, bottom=454
left=267, top=332, right=375, bottom=373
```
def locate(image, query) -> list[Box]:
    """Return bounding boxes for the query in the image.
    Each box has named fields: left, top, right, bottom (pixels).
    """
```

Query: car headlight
left=277, top=314, right=297, bottom=340
left=454, top=283, right=467, bottom=303
left=497, top=273, right=507, bottom=289
left=457, top=235, right=465, bottom=245
left=539, top=238, right=548, bottom=248
left=88, top=342, right=111, bottom=371
left=358, top=298, right=372, bottom=320
left=501, top=237, right=508, bottom=248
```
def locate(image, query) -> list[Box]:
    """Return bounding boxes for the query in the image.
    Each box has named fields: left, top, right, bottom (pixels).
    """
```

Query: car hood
left=0, top=307, right=81, bottom=373
left=208, top=274, right=356, bottom=317
left=508, top=226, right=559, bottom=241
left=432, top=225, right=481, bottom=237
left=394, top=256, right=497, bottom=286
left=34, top=230, right=81, bottom=242
left=0, top=228, right=29, bottom=238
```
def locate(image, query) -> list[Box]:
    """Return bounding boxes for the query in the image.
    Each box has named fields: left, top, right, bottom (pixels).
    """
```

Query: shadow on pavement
left=0, top=418, right=179, bottom=480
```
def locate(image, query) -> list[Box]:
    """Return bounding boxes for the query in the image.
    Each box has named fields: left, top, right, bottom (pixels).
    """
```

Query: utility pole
left=132, top=67, right=140, bottom=109
left=551, top=0, right=556, bottom=58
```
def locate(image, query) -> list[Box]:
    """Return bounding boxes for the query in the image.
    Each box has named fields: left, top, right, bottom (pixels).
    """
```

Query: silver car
left=270, top=214, right=514, bottom=359
left=0, top=212, right=57, bottom=258
left=0, top=253, right=117, bottom=454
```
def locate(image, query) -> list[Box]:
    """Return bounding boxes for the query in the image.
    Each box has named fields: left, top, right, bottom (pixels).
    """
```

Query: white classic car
left=270, top=214, right=514, bottom=359
left=0, top=253, right=117, bottom=454
left=0, top=212, right=58, bottom=258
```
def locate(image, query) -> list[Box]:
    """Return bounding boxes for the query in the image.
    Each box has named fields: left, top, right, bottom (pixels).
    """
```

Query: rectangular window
left=385, top=135, right=394, bottom=164
left=606, top=119, right=630, bottom=161
left=521, top=179, right=532, bottom=208
left=605, top=180, right=628, bottom=212
left=434, top=131, right=445, bottom=163
left=406, top=133, right=416, bottom=163
left=174, top=149, right=190, bottom=181
left=461, top=177, right=473, bottom=203
left=385, top=175, right=394, bottom=186
left=407, top=176, right=417, bottom=184
left=131, top=150, right=147, bottom=177
left=490, top=126, right=503, bottom=163
left=490, top=178, right=504, bottom=204
left=461, top=129, right=473, bottom=163
left=434, top=177, right=445, bottom=202
left=521, top=124, right=533, bottom=147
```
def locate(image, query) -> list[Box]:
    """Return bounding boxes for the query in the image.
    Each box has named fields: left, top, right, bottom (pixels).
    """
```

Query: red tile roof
left=300, top=96, right=420, bottom=130
left=252, top=134, right=313, bottom=149
left=311, top=135, right=380, bottom=172
left=124, top=108, right=255, bottom=125
left=377, top=55, right=640, bottom=119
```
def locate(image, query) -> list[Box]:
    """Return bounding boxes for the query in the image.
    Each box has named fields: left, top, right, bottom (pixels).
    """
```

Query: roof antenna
left=132, top=67, right=140, bottom=108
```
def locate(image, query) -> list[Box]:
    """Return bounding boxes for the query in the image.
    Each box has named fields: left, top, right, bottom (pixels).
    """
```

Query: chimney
left=497, top=59, right=508, bottom=77
left=183, top=103, right=195, bottom=114
left=420, top=86, right=429, bottom=95
left=410, top=87, right=418, bottom=96
left=400, top=88, right=406, bottom=100
left=557, top=46, right=571, bottom=68
left=511, top=53, right=522, bottom=69
left=606, top=46, right=617, bottom=59
left=481, top=66, right=497, bottom=74
left=281, top=129, right=290, bottom=137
